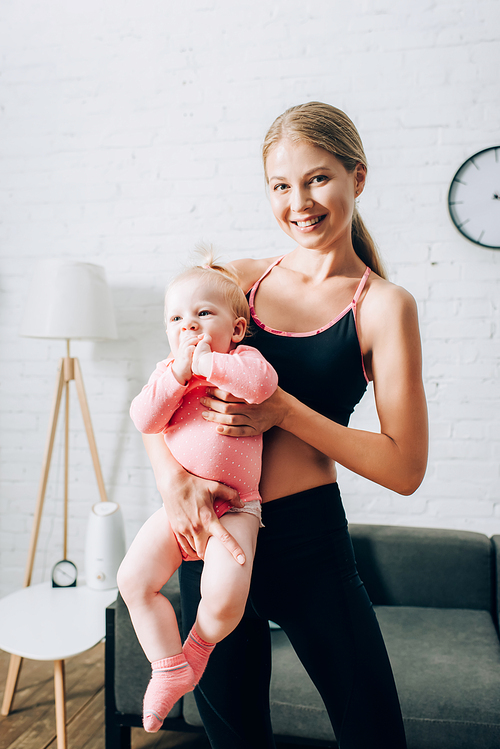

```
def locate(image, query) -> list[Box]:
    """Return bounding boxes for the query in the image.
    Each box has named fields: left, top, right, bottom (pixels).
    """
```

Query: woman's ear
left=354, top=163, right=367, bottom=197
left=232, top=317, right=247, bottom=343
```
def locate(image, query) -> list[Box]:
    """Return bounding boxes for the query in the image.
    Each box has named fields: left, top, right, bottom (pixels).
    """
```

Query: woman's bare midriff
left=259, top=427, right=337, bottom=503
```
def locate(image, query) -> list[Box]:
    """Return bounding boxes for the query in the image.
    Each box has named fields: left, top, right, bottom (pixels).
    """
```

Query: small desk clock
left=448, top=146, right=500, bottom=249
left=51, top=559, right=78, bottom=588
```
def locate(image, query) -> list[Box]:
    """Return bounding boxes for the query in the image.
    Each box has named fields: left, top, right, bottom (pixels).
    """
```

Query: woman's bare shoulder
left=360, top=273, right=420, bottom=345
left=364, top=273, right=418, bottom=314
left=228, top=255, right=283, bottom=293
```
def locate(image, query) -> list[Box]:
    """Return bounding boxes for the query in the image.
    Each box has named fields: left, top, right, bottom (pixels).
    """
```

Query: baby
left=118, top=251, right=278, bottom=732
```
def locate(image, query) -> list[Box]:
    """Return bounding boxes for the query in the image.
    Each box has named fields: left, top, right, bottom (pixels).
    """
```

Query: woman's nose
left=291, top=187, right=313, bottom=213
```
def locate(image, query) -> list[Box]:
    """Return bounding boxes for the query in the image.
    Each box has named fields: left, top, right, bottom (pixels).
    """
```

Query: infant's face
left=165, top=279, right=242, bottom=356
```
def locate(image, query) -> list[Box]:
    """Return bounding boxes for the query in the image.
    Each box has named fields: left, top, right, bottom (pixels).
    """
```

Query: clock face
left=52, top=559, right=78, bottom=588
left=448, top=147, right=500, bottom=249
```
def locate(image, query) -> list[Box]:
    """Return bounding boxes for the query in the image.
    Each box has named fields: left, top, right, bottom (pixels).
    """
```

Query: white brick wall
left=2, top=0, right=500, bottom=596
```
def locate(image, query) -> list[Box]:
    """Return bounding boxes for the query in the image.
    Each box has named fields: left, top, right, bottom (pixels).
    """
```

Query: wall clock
left=448, top=146, right=500, bottom=249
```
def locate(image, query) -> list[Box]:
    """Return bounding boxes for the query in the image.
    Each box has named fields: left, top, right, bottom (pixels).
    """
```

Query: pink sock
left=182, top=626, right=216, bottom=684
left=143, top=653, right=195, bottom=733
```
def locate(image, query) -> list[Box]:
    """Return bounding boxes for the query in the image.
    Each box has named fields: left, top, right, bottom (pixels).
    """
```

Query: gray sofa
left=105, top=524, right=500, bottom=748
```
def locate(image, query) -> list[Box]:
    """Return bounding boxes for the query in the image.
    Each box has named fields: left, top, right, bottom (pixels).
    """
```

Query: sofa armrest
left=105, top=600, right=133, bottom=748
left=491, top=535, right=500, bottom=630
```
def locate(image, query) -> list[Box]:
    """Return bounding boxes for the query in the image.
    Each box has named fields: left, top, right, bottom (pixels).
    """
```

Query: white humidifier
left=85, top=501, right=126, bottom=590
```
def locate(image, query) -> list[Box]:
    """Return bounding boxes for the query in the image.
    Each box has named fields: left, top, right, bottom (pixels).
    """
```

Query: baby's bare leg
left=117, top=507, right=183, bottom=662
left=118, top=507, right=196, bottom=732
left=196, top=512, right=260, bottom=644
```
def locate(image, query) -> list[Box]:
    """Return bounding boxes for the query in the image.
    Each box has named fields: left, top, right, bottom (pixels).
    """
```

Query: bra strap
left=254, top=255, right=284, bottom=287
left=352, top=266, right=370, bottom=306
left=248, top=255, right=285, bottom=306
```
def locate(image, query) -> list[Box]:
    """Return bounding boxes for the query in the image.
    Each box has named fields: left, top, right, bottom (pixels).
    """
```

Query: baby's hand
left=171, top=333, right=199, bottom=385
left=192, top=335, right=213, bottom=378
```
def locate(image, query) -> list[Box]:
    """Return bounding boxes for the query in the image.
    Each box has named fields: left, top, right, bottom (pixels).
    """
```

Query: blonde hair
left=164, top=244, right=250, bottom=327
left=262, top=102, right=387, bottom=279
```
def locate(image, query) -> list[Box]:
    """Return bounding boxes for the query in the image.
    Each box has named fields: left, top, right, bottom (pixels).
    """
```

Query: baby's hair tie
left=202, top=264, right=211, bottom=270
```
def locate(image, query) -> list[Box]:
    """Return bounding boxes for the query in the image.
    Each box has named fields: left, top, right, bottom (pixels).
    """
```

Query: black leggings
left=179, top=484, right=407, bottom=749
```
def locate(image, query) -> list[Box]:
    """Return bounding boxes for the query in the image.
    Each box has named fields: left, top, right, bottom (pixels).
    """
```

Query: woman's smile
left=292, top=215, right=326, bottom=229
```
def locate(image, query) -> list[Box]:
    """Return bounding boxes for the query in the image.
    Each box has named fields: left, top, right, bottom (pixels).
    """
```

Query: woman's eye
left=273, top=183, right=288, bottom=192
left=311, top=175, right=328, bottom=184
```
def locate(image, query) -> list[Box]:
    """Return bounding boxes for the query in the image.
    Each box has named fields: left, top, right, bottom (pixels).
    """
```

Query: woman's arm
left=200, top=284, right=428, bottom=496
left=142, top=433, right=246, bottom=563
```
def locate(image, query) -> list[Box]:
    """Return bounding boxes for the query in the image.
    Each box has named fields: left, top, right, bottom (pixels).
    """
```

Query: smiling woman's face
left=265, top=139, right=366, bottom=254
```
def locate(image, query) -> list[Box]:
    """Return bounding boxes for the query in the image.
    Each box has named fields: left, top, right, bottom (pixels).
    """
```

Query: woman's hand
left=200, top=386, right=288, bottom=437
left=163, top=468, right=245, bottom=561
left=142, top=434, right=246, bottom=563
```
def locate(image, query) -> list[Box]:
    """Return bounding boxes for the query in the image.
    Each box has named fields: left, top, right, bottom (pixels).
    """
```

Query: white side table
left=0, top=581, right=117, bottom=749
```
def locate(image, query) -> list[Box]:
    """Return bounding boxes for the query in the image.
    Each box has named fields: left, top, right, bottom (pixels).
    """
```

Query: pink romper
left=130, top=345, right=278, bottom=527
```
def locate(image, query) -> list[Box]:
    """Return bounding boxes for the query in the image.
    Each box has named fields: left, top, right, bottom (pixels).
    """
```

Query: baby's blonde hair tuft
left=164, top=243, right=250, bottom=329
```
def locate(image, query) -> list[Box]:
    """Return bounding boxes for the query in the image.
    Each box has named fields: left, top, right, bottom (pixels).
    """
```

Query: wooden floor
left=0, top=645, right=312, bottom=749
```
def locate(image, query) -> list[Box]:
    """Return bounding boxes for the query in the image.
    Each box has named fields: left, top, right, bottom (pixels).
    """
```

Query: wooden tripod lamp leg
left=73, top=358, right=108, bottom=503
left=54, top=660, right=67, bottom=749
left=24, top=359, right=65, bottom=588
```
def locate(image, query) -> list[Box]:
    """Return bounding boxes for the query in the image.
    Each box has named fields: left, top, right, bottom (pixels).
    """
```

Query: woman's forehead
left=266, top=139, right=342, bottom=176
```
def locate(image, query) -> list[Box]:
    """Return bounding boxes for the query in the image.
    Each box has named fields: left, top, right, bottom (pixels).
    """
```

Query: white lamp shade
left=20, top=260, right=118, bottom=340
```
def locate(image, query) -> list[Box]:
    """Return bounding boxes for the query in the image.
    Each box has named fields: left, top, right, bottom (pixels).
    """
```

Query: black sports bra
left=247, top=256, right=370, bottom=427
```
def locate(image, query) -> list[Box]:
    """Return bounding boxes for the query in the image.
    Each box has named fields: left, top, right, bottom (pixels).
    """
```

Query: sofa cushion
left=378, top=606, right=500, bottom=749
left=351, top=524, right=493, bottom=611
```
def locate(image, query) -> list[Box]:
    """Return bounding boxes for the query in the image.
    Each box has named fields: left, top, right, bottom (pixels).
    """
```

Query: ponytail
left=352, top=210, right=387, bottom=279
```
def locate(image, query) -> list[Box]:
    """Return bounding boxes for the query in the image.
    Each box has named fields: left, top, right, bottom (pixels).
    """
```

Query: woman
left=143, top=102, right=428, bottom=748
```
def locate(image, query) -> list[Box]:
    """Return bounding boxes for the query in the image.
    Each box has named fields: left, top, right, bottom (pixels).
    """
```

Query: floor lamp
left=1, top=260, right=117, bottom=719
